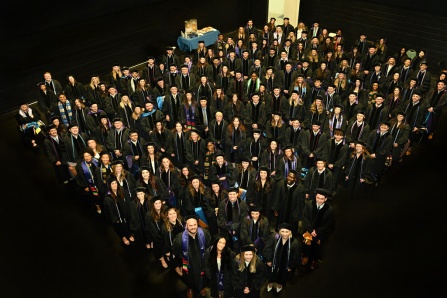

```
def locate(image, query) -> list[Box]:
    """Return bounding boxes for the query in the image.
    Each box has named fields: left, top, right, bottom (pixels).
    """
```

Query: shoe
left=276, top=286, right=283, bottom=293
left=63, top=180, right=69, bottom=184
left=186, top=289, right=193, bottom=298
left=428, top=133, right=433, bottom=140
left=129, top=236, right=135, bottom=242
left=123, top=238, right=130, bottom=245
left=406, top=147, right=412, bottom=156
left=267, top=284, right=273, bottom=292
left=301, top=256, right=309, bottom=265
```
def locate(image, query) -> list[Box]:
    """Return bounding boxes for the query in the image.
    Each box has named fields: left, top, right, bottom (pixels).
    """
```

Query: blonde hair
left=310, top=100, right=324, bottom=114
left=236, top=252, right=258, bottom=273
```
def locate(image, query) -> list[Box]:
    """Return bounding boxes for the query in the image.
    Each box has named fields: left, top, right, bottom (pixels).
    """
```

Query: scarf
left=19, top=107, right=34, bottom=118
left=81, top=159, right=99, bottom=196
left=141, top=109, right=157, bottom=118
left=181, top=228, right=206, bottom=273
left=58, top=100, right=73, bottom=125
left=284, top=157, right=297, bottom=177
left=184, top=104, right=196, bottom=128
left=271, top=236, right=291, bottom=271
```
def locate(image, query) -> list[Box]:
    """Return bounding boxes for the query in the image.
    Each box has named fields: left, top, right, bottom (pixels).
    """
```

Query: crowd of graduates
left=14, top=16, right=447, bottom=298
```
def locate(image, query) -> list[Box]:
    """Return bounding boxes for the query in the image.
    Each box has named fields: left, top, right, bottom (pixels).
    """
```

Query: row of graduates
left=102, top=166, right=334, bottom=298
left=40, top=95, right=412, bottom=206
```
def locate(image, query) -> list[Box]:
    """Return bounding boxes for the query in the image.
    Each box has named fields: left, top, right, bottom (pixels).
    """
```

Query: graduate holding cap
left=301, top=188, right=335, bottom=270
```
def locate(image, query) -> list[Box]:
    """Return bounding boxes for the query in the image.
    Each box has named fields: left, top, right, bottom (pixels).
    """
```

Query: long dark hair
left=209, top=235, right=232, bottom=271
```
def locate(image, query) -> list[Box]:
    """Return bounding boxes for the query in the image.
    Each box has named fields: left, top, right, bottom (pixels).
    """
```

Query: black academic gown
left=264, top=236, right=301, bottom=285
left=272, top=180, right=305, bottom=234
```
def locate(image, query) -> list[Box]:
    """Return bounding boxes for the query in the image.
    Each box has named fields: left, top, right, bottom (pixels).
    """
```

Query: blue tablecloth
left=177, top=30, right=220, bottom=52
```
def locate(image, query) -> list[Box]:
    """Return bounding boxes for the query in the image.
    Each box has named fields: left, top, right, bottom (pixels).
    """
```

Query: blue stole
left=181, top=228, right=206, bottom=273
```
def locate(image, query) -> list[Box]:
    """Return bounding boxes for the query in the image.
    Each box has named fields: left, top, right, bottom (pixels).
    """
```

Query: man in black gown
left=173, top=215, right=211, bottom=298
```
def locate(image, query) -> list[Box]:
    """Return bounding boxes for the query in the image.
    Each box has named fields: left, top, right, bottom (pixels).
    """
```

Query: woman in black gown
left=145, top=196, right=168, bottom=268
left=104, top=176, right=133, bottom=246
left=160, top=207, right=184, bottom=270
left=130, top=186, right=152, bottom=249
left=203, top=233, right=236, bottom=298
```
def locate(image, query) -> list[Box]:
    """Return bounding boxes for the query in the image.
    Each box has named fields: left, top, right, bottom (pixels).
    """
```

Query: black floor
left=2, top=107, right=447, bottom=297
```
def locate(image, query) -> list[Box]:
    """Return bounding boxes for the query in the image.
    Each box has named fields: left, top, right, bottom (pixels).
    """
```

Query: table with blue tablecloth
left=177, top=30, right=220, bottom=52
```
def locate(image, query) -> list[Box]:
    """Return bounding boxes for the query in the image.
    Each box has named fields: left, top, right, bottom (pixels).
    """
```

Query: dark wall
left=1, top=0, right=267, bottom=112
left=299, top=0, right=447, bottom=73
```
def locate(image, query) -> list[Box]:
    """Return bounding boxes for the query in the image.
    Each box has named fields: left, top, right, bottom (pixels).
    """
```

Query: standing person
left=36, top=82, right=57, bottom=123
left=344, top=141, right=372, bottom=195
left=104, top=176, right=133, bottom=246
left=225, top=116, right=247, bottom=165
left=107, top=117, right=130, bottom=162
left=185, top=128, right=207, bottom=175
left=129, top=187, right=152, bottom=249
left=264, top=223, right=301, bottom=293
left=272, top=170, right=305, bottom=236
left=145, top=195, right=169, bottom=268
left=208, top=111, right=228, bottom=152
left=161, top=207, right=184, bottom=270
left=184, top=175, right=215, bottom=233
left=76, top=148, right=101, bottom=214
left=389, top=112, right=411, bottom=163
left=240, top=205, right=270, bottom=257
left=259, top=140, right=283, bottom=180
left=424, top=80, right=447, bottom=140
left=136, top=166, right=168, bottom=201
left=345, top=111, right=371, bottom=149
left=208, top=151, right=236, bottom=191
left=322, top=129, right=349, bottom=194
left=203, top=234, right=236, bottom=298
left=217, top=187, right=249, bottom=252
left=150, top=119, right=174, bottom=159
left=43, top=124, right=70, bottom=184
left=303, top=158, right=333, bottom=201
left=300, top=120, right=329, bottom=169
left=171, top=121, right=190, bottom=168
left=173, top=215, right=211, bottom=298
left=231, top=245, right=267, bottom=298
left=93, top=151, right=113, bottom=201
left=246, top=167, right=276, bottom=221
left=159, top=157, right=181, bottom=208
left=234, top=156, right=257, bottom=201
left=275, top=145, right=301, bottom=180
left=301, top=188, right=335, bottom=270
left=164, top=85, right=185, bottom=129
left=365, top=121, right=393, bottom=185
left=63, top=123, right=88, bottom=177
left=53, top=93, right=75, bottom=127
left=205, top=179, right=229, bottom=236
left=122, top=130, right=146, bottom=176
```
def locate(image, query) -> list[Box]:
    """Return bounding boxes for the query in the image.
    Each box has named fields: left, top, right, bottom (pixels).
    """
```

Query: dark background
left=0, top=0, right=268, bottom=112
left=2, top=0, right=447, bottom=297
